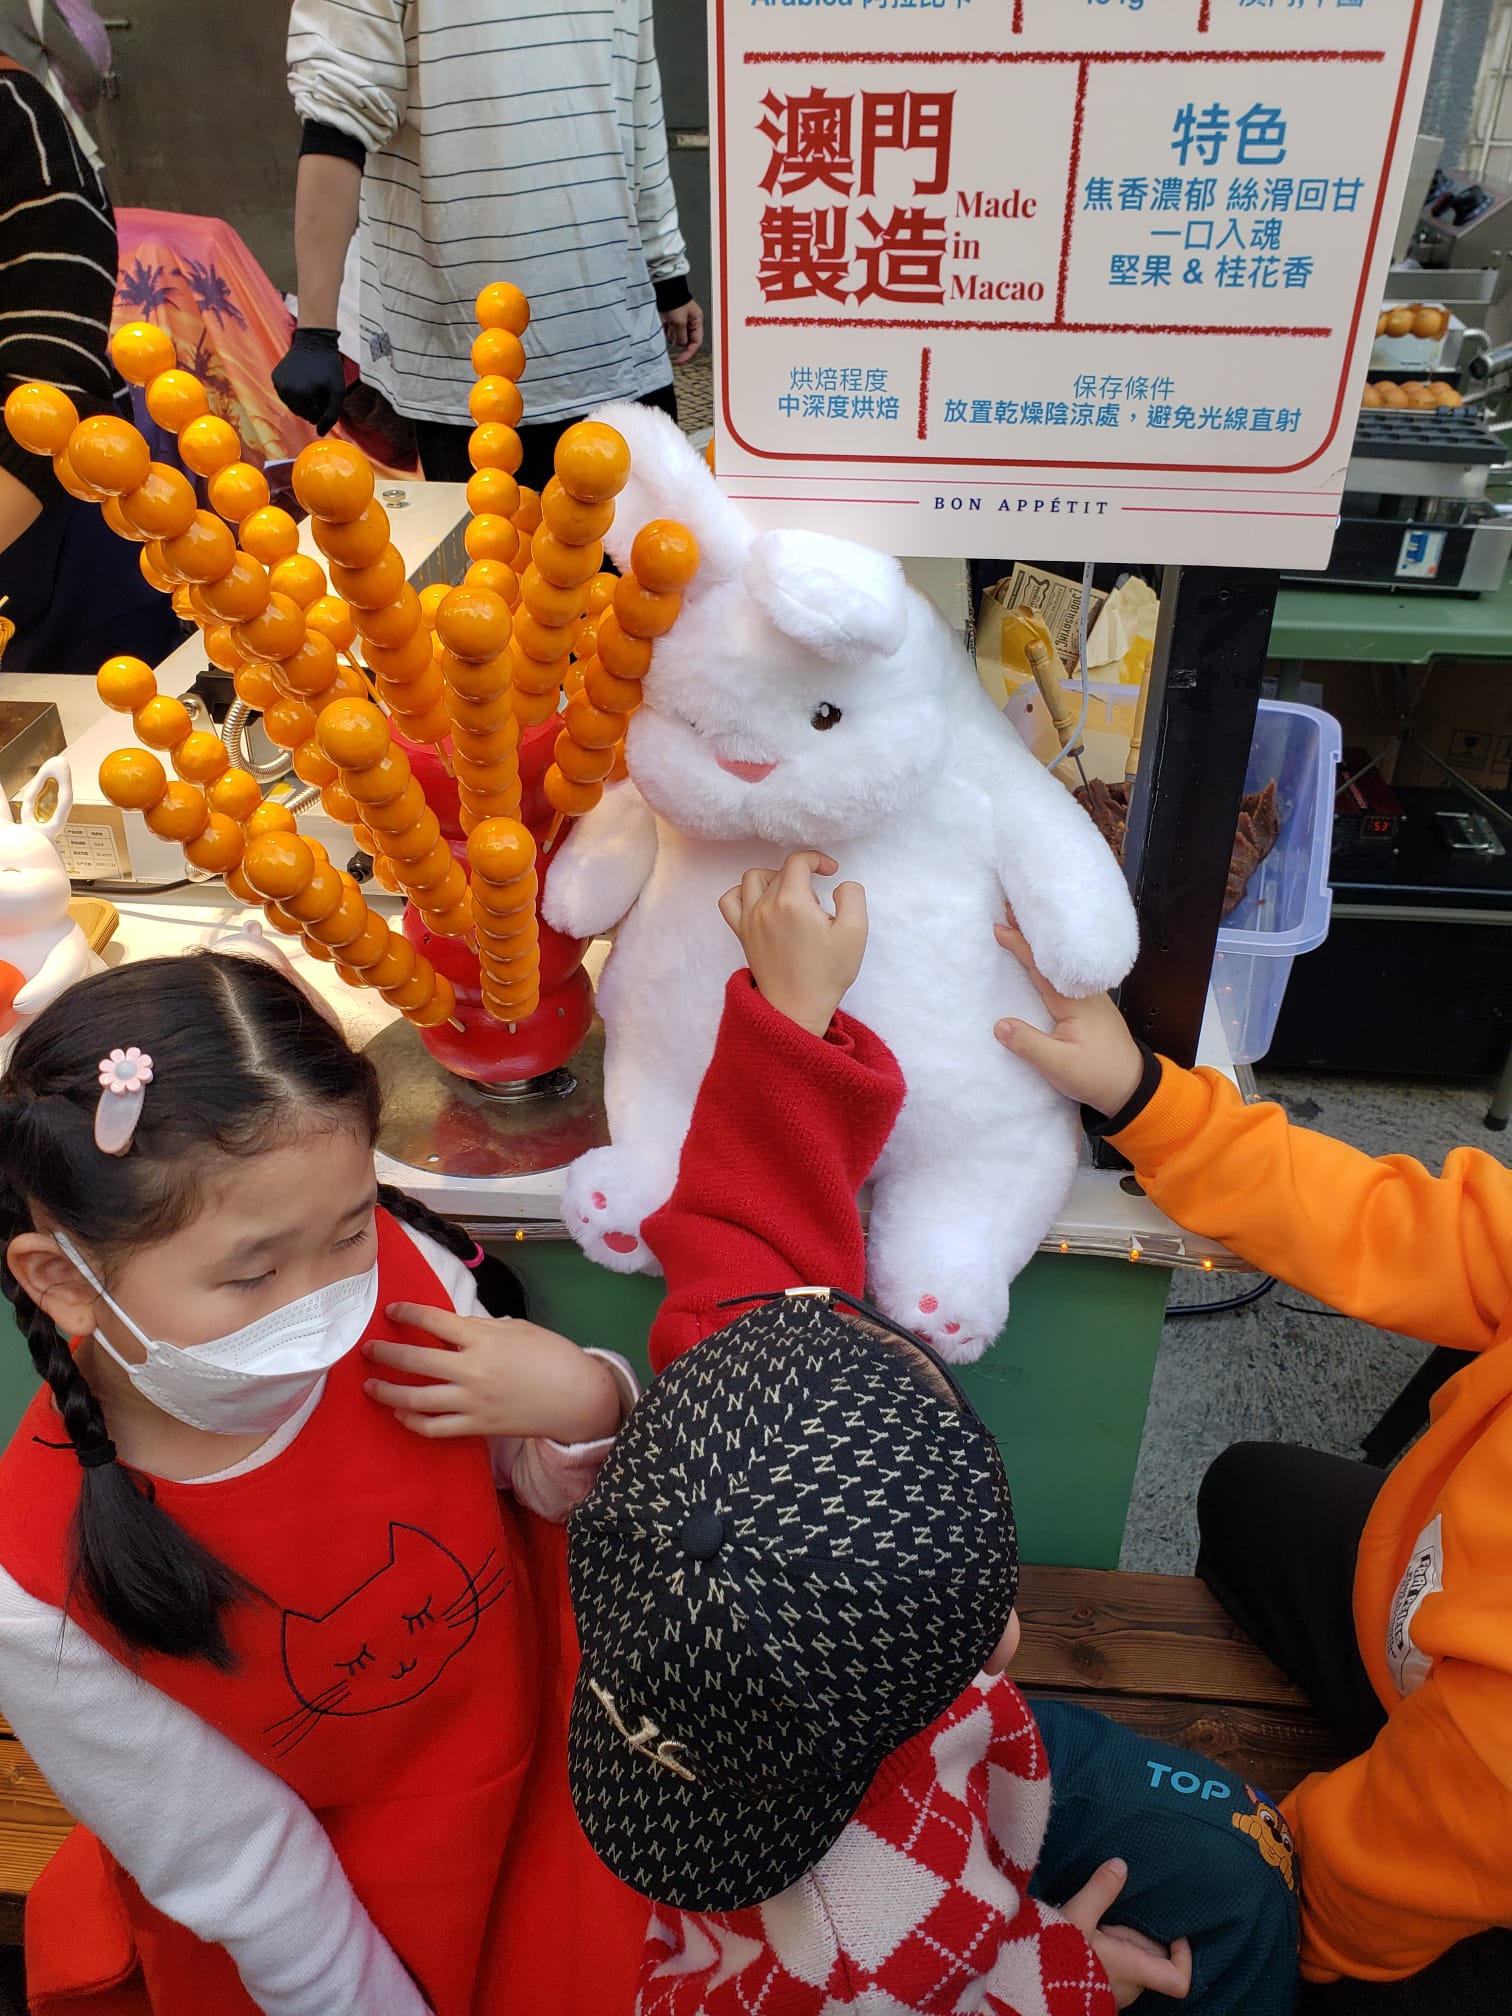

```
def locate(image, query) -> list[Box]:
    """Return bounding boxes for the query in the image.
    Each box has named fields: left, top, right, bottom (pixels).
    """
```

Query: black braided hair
left=375, top=1185, right=527, bottom=1320
left=0, top=954, right=525, bottom=1666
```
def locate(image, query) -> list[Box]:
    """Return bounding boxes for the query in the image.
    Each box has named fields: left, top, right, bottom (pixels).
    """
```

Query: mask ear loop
left=52, top=1230, right=154, bottom=1378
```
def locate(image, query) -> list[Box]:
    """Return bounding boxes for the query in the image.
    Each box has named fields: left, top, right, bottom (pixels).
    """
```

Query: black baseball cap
left=566, top=1287, right=1018, bottom=1914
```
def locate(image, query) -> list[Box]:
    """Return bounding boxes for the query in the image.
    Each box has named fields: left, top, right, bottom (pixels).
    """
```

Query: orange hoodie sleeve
left=1110, top=1060, right=1512, bottom=1354
left=1282, top=1656, right=1512, bottom=1980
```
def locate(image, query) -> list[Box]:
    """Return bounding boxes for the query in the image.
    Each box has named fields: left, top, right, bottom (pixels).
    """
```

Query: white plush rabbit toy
left=544, top=405, right=1140, bottom=1361
left=0, top=758, right=94, bottom=1051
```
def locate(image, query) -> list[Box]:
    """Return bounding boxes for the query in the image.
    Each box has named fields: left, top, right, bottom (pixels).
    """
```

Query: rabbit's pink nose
left=716, top=755, right=777, bottom=784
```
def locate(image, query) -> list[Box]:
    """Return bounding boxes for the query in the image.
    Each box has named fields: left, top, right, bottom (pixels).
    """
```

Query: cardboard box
left=1309, top=659, right=1512, bottom=792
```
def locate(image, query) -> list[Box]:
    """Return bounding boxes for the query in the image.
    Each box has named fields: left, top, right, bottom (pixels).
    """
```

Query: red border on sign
left=714, top=5, right=1426, bottom=479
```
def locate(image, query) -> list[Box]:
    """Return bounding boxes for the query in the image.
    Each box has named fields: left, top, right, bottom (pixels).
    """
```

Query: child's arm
left=644, top=852, right=906, bottom=1370
left=364, top=1225, right=637, bottom=1522
left=0, top=1569, right=426, bottom=2015
left=995, top=924, right=1512, bottom=1353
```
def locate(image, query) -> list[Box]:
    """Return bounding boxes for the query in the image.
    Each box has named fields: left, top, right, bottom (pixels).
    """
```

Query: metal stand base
left=366, top=1020, right=610, bottom=1178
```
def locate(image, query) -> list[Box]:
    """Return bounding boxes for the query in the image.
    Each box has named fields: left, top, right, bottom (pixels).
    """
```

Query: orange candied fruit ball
left=263, top=695, right=320, bottom=751
left=204, top=624, right=245, bottom=673
left=96, top=654, right=157, bottom=714
left=466, top=466, right=521, bottom=521
left=306, top=594, right=357, bottom=653
left=467, top=818, right=536, bottom=885
left=512, top=487, right=542, bottom=539
left=183, top=810, right=245, bottom=874
left=318, top=696, right=391, bottom=772
left=435, top=584, right=511, bottom=662
left=102, top=494, right=149, bottom=544
left=243, top=831, right=316, bottom=903
left=198, top=553, right=271, bottom=626
left=173, top=730, right=230, bottom=786
left=612, top=576, right=681, bottom=640
left=144, top=779, right=210, bottom=844
left=207, top=460, right=271, bottom=525
left=539, top=478, right=616, bottom=547
left=240, top=505, right=301, bottom=566
left=463, top=558, right=518, bottom=602
left=475, top=282, right=530, bottom=336
left=178, top=414, right=241, bottom=478
left=270, top=552, right=328, bottom=610
left=3, top=382, right=80, bottom=458
left=554, top=421, right=630, bottom=504
left=110, top=321, right=177, bottom=386
left=585, top=572, right=616, bottom=617
left=464, top=512, right=519, bottom=566
left=470, top=327, right=526, bottom=382
left=120, top=463, right=197, bottom=542
left=67, top=415, right=150, bottom=498
left=544, top=769, right=603, bottom=819
left=98, top=746, right=167, bottom=811
left=313, top=499, right=390, bottom=570
left=234, top=663, right=282, bottom=712
left=329, top=544, right=405, bottom=611
left=468, top=423, right=523, bottom=476
left=530, top=530, right=603, bottom=590
left=278, top=632, right=340, bottom=697
left=133, top=694, right=195, bottom=751
left=245, top=800, right=298, bottom=840
left=631, top=521, right=701, bottom=594
left=162, top=510, right=237, bottom=585
left=469, top=375, right=525, bottom=429
left=236, top=591, right=306, bottom=664
left=418, top=581, right=451, bottom=629
left=208, top=767, right=263, bottom=822
left=144, top=369, right=208, bottom=434
left=292, top=438, right=375, bottom=524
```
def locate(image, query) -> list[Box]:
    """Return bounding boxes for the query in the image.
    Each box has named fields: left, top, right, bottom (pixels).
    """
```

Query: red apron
left=0, top=1210, right=645, bottom=2015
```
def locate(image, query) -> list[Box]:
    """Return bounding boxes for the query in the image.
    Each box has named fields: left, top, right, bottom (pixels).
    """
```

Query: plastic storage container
left=1210, top=699, right=1342, bottom=1066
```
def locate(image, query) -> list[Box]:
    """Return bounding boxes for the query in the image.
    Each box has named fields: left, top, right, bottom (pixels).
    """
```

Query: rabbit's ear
left=744, top=531, right=909, bottom=667
left=587, top=402, right=752, bottom=589
left=19, top=758, right=73, bottom=841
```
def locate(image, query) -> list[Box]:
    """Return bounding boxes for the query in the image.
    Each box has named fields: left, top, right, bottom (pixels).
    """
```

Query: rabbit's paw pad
left=561, top=1151, right=667, bottom=1276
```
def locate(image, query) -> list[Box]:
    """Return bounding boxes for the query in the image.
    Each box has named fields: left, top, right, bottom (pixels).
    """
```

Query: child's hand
left=1061, top=1860, right=1192, bottom=2008
left=994, top=919, right=1145, bottom=1120
left=363, top=1304, right=623, bottom=1445
left=719, top=851, right=867, bottom=1039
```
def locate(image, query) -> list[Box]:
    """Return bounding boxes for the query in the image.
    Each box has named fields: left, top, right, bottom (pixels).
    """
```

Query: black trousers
left=413, top=382, right=679, bottom=496
left=1197, top=1443, right=1512, bottom=2012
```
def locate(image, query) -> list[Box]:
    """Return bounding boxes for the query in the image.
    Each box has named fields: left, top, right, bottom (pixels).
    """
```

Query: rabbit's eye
left=810, top=703, right=843, bottom=732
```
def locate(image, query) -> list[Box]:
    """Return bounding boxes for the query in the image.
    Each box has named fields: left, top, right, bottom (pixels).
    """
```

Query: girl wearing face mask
left=0, top=952, right=650, bottom=2016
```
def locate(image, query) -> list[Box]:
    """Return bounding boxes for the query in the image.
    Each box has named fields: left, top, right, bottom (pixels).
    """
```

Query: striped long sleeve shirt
left=0, top=54, right=118, bottom=504
left=286, top=0, right=690, bottom=429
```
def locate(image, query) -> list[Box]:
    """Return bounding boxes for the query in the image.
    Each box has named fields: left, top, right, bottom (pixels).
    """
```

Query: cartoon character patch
left=268, top=1523, right=511, bottom=1755
left=1231, top=1784, right=1297, bottom=1892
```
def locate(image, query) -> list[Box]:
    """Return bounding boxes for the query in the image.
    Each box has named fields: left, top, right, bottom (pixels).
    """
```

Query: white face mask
left=56, top=1232, right=379, bottom=1436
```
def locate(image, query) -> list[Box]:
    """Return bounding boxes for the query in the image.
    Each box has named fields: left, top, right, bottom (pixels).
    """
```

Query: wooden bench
left=0, top=1570, right=1344, bottom=1947
left=0, top=1719, right=70, bottom=1949
left=1015, top=1565, right=1345, bottom=1796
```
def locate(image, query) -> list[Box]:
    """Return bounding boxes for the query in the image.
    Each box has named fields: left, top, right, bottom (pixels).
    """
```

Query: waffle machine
left=1296, top=403, right=1512, bottom=593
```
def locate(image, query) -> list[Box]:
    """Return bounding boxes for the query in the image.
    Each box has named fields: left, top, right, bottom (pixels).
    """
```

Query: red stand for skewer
left=360, top=722, right=609, bottom=1181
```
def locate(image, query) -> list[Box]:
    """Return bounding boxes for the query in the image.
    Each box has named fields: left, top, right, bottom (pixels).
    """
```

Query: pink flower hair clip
left=95, top=1047, right=154, bottom=1156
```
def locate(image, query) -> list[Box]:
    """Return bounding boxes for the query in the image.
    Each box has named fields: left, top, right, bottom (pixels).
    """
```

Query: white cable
left=1042, top=559, right=1095, bottom=771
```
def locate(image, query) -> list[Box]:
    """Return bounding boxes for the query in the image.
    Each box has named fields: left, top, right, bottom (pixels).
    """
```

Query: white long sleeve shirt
left=286, top=0, right=689, bottom=427
left=0, top=1224, right=636, bottom=2016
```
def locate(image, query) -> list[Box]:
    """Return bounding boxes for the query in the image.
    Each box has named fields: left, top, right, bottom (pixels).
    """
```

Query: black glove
left=272, top=327, right=346, bottom=435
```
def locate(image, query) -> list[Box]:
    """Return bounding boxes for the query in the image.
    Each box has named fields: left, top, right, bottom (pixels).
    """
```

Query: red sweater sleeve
left=642, top=972, right=906, bottom=1372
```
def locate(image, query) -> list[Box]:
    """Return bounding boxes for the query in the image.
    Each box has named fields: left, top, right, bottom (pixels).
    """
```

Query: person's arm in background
left=643, top=854, right=904, bottom=1370
left=279, top=0, right=407, bottom=431
left=629, top=0, right=703, bottom=363
left=993, top=925, right=1512, bottom=1353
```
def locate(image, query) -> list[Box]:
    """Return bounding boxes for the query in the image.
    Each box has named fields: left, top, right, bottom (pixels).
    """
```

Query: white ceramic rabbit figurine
left=0, top=758, right=94, bottom=1049
left=543, top=404, right=1140, bottom=1362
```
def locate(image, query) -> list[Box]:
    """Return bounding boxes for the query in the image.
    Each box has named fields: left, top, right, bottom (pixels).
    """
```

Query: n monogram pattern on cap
left=568, top=1292, right=1018, bottom=1913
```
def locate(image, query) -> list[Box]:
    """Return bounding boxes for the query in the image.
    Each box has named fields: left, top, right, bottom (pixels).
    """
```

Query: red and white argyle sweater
left=635, top=1675, right=1113, bottom=2016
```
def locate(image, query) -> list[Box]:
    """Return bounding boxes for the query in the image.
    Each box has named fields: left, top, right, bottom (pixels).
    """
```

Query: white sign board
left=710, top=0, right=1444, bottom=566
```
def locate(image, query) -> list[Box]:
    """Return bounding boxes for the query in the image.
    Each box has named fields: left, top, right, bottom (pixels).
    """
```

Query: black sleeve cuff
left=300, top=119, right=367, bottom=170
left=1082, top=1043, right=1163, bottom=1139
left=654, top=275, right=694, bottom=314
